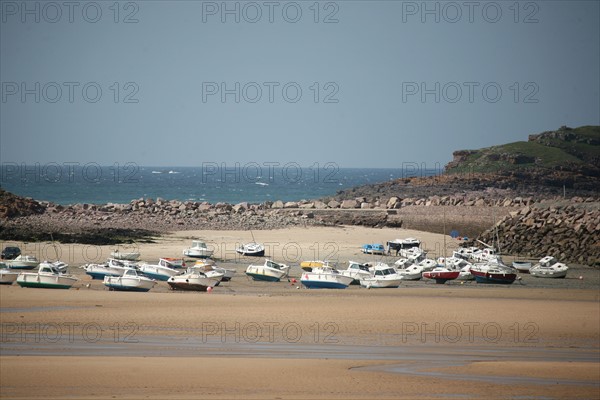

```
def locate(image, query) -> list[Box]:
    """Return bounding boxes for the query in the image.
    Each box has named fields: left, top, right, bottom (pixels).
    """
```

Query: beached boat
left=300, top=260, right=330, bottom=272
left=39, top=260, right=68, bottom=273
left=245, top=259, right=290, bottom=282
left=453, top=247, right=480, bottom=260
left=396, top=263, right=424, bottom=280
left=193, top=260, right=234, bottom=281
left=0, top=267, right=19, bottom=285
left=167, top=269, right=220, bottom=291
left=362, top=244, right=385, bottom=255
left=387, top=238, right=421, bottom=255
left=470, top=263, right=517, bottom=284
left=512, top=261, right=532, bottom=274
left=530, top=256, right=569, bottom=278
left=359, top=263, right=402, bottom=288
left=83, top=258, right=137, bottom=280
left=16, top=265, right=78, bottom=289
left=103, top=269, right=156, bottom=292
left=159, top=258, right=185, bottom=268
left=138, top=262, right=182, bottom=281
left=438, top=257, right=474, bottom=280
left=422, top=267, right=460, bottom=284
left=110, top=250, right=141, bottom=261
left=340, top=261, right=372, bottom=284
left=301, top=266, right=354, bottom=289
left=236, top=242, right=265, bottom=257
left=4, top=255, right=39, bottom=270
left=183, top=240, right=214, bottom=258
left=399, top=247, right=426, bottom=262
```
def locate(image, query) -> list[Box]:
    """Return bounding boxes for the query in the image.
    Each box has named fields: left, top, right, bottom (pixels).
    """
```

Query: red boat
left=422, top=267, right=460, bottom=284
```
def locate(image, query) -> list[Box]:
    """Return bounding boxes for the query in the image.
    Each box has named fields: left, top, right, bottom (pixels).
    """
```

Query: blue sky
left=1, top=0, right=599, bottom=168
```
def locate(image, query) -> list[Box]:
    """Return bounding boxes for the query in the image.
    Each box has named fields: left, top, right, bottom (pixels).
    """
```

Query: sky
left=1, top=0, right=599, bottom=168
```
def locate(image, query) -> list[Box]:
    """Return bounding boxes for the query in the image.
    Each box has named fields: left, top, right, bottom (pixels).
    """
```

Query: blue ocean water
left=0, top=163, right=442, bottom=205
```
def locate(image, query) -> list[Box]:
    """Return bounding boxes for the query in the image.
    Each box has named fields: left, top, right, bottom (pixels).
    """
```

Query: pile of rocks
left=476, top=198, right=600, bottom=266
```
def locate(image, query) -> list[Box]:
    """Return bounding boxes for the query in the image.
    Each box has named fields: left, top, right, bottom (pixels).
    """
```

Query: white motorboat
left=387, top=238, right=421, bottom=254
left=245, top=259, right=290, bottom=282
left=103, top=269, right=156, bottom=292
left=39, top=260, right=68, bottom=273
left=16, top=265, right=78, bottom=289
left=530, top=256, right=569, bottom=278
left=83, top=258, right=137, bottom=280
left=394, top=257, right=413, bottom=269
left=360, top=263, right=403, bottom=288
left=192, top=260, right=234, bottom=281
left=0, top=268, right=19, bottom=285
left=340, top=261, right=372, bottom=284
left=167, top=269, right=220, bottom=291
left=191, top=263, right=225, bottom=283
left=396, top=262, right=424, bottom=280
left=399, top=247, right=426, bottom=262
left=212, top=266, right=235, bottom=281
left=236, top=242, right=265, bottom=257
left=158, top=258, right=185, bottom=268
left=138, top=262, right=182, bottom=281
left=301, top=266, right=354, bottom=289
left=453, top=247, right=479, bottom=260
left=183, top=240, right=214, bottom=258
left=4, top=255, right=39, bottom=270
left=110, top=250, right=141, bottom=261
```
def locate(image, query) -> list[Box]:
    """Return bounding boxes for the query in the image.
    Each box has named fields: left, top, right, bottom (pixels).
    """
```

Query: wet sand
left=1, top=226, right=599, bottom=399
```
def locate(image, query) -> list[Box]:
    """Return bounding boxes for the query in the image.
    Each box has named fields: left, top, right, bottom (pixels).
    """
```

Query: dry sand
left=1, top=226, right=599, bottom=399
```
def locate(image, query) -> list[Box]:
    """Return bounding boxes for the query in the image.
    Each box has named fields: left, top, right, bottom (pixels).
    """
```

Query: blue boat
left=362, top=244, right=385, bottom=255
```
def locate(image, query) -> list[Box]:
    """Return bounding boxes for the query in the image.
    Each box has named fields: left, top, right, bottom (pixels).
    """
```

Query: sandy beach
left=1, top=225, right=599, bottom=399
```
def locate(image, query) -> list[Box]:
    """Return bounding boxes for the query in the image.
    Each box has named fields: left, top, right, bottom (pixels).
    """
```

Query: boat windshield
left=267, top=261, right=281, bottom=269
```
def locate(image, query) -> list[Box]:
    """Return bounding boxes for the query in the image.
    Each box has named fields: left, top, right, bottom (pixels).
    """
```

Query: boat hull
left=167, top=281, right=211, bottom=291
left=103, top=277, right=155, bottom=292
left=85, top=271, right=121, bottom=280
left=512, top=261, right=532, bottom=273
left=359, top=279, right=402, bottom=288
left=245, top=272, right=281, bottom=282
left=237, top=250, right=265, bottom=257
left=104, top=284, right=152, bottom=292
left=423, top=271, right=460, bottom=284
left=16, top=275, right=77, bottom=289
left=3, top=263, right=37, bottom=270
left=301, top=280, right=348, bottom=289
left=0, top=270, right=19, bottom=284
left=183, top=250, right=213, bottom=259
left=530, top=270, right=568, bottom=279
left=472, top=270, right=516, bottom=284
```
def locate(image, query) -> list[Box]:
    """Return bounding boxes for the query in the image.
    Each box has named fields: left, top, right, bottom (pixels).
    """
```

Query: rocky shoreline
left=2, top=187, right=599, bottom=267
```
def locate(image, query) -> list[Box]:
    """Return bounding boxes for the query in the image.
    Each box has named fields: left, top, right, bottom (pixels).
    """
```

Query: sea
left=0, top=163, right=443, bottom=205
